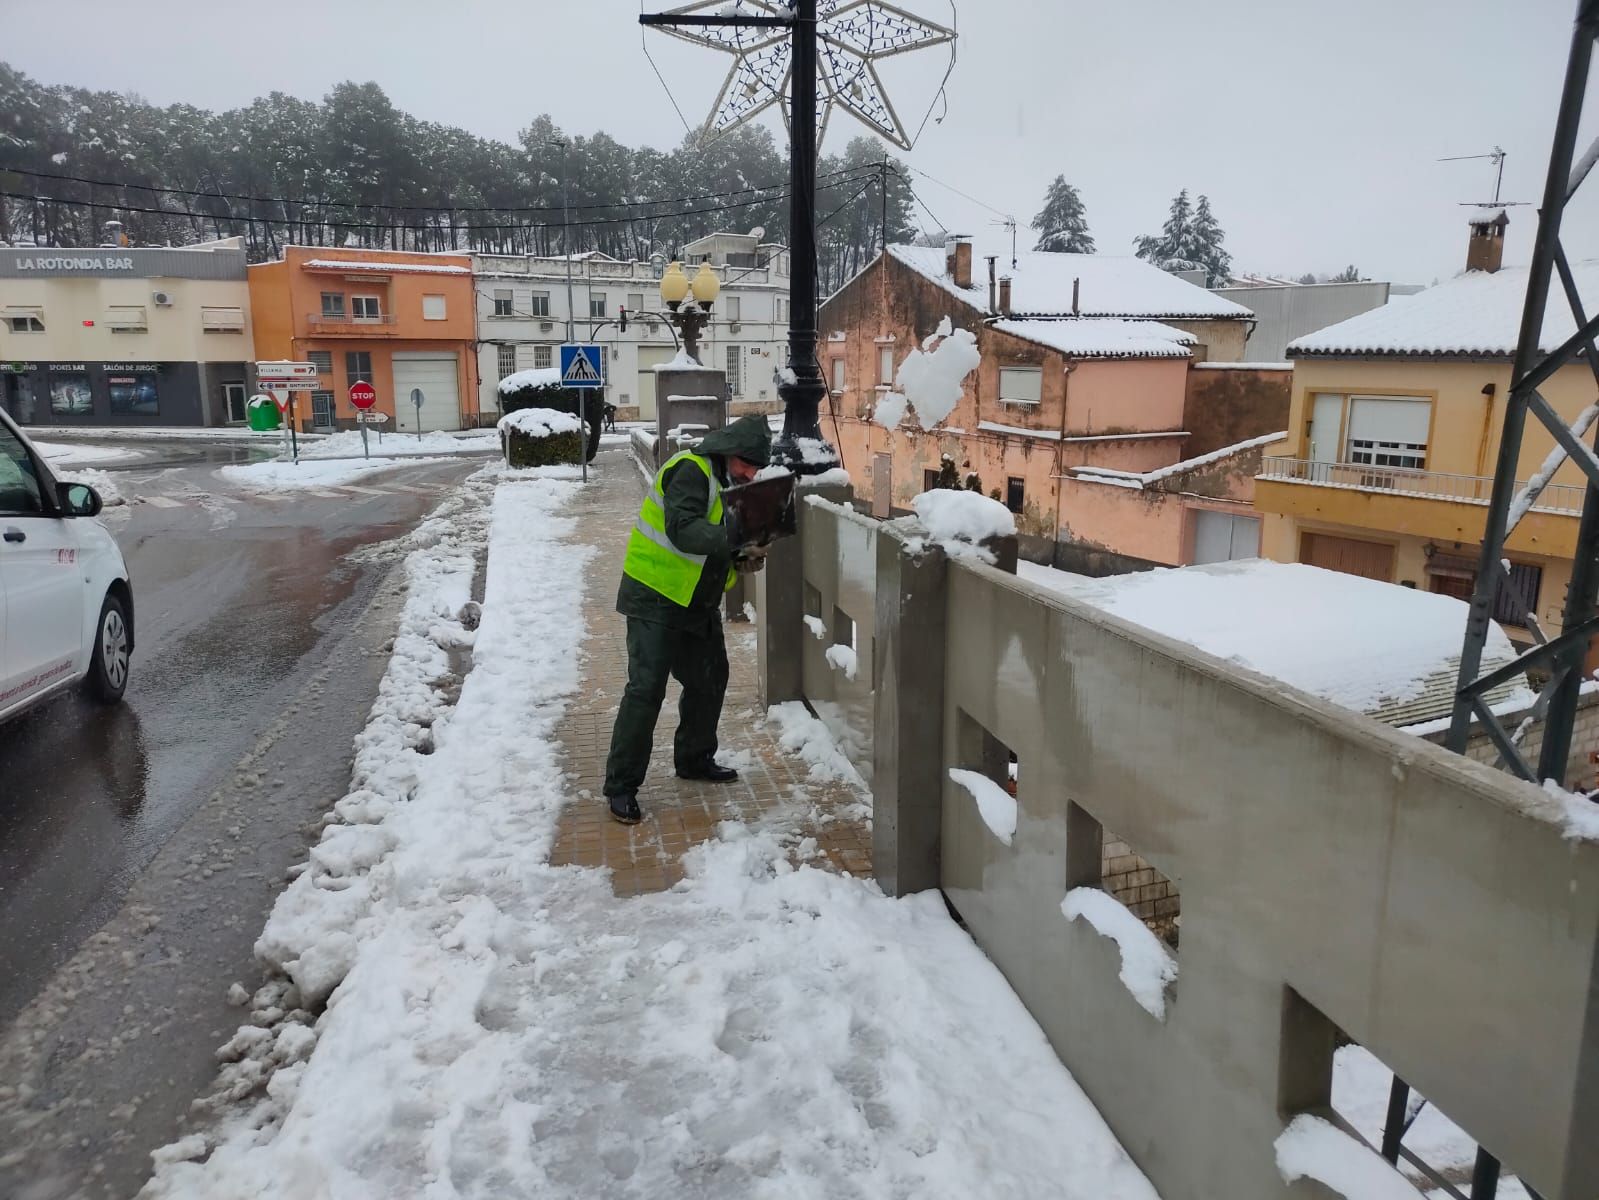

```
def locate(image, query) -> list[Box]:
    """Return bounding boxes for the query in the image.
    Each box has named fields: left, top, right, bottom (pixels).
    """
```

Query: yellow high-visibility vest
left=623, top=450, right=737, bottom=607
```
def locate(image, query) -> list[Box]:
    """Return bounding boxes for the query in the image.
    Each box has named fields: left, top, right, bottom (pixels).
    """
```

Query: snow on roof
left=301, top=257, right=470, bottom=276
left=993, top=317, right=1195, bottom=360
left=1194, top=361, right=1293, bottom=371
left=1466, top=206, right=1508, bottom=225
left=1066, top=431, right=1287, bottom=490
left=1014, top=558, right=1533, bottom=724
left=888, top=241, right=1253, bottom=320
left=978, top=420, right=1062, bottom=441
left=497, top=367, right=562, bottom=394
left=1289, top=260, right=1599, bottom=358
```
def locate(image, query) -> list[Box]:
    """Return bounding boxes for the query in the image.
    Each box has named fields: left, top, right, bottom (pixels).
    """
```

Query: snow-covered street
left=140, top=451, right=1158, bottom=1199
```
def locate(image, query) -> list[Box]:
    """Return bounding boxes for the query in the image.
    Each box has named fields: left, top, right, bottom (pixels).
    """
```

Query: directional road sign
left=349, top=380, right=377, bottom=410
left=560, top=344, right=605, bottom=389
left=256, top=360, right=318, bottom=382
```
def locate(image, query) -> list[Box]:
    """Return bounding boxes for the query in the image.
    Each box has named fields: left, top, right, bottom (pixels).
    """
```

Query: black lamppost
left=640, top=1, right=954, bottom=472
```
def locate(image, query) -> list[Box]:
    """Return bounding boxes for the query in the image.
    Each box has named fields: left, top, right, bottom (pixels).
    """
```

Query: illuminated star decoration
left=649, top=1, right=955, bottom=150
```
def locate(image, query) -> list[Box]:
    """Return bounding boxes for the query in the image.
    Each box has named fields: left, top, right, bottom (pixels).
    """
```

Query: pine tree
left=1133, top=189, right=1200, bottom=273
left=1187, top=194, right=1232, bottom=288
left=1296, top=272, right=1318, bottom=285
left=1332, top=264, right=1361, bottom=282
left=1031, top=175, right=1094, bottom=253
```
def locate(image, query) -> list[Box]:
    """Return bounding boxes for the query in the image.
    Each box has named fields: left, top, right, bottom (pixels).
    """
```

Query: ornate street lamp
left=657, top=260, right=722, bottom=363
left=641, top=1, right=956, bottom=471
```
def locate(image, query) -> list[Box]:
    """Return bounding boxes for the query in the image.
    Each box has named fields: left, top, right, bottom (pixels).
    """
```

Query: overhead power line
left=0, top=161, right=883, bottom=216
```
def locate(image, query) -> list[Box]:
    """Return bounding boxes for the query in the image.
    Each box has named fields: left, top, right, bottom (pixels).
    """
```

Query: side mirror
left=58, top=481, right=103, bottom=518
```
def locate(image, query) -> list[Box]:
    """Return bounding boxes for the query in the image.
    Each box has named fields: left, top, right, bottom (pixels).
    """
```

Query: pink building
left=819, top=237, right=1289, bottom=573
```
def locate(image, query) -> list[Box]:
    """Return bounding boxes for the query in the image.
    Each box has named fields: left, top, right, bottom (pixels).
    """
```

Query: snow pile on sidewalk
left=298, top=428, right=500, bottom=460
left=216, top=457, right=446, bottom=491
left=143, top=466, right=1159, bottom=1200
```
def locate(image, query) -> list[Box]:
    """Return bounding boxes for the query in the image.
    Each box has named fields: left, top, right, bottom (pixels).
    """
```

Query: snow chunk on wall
left=497, top=407, right=584, bottom=437
left=1061, top=887, right=1177, bottom=1019
left=895, top=317, right=980, bottom=427
left=803, top=614, right=828, bottom=640
left=768, top=701, right=867, bottom=788
left=911, top=488, right=1017, bottom=544
left=873, top=391, right=909, bottom=429
left=1275, top=1114, right=1425, bottom=1199
left=949, top=769, right=1016, bottom=845
left=824, top=644, right=859, bottom=681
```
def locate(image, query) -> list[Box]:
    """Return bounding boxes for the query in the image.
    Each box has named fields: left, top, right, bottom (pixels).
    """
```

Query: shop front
left=1, top=361, right=207, bottom=425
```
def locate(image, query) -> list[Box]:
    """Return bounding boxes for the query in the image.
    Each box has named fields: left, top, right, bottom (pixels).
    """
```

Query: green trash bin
left=247, top=397, right=281, bottom=431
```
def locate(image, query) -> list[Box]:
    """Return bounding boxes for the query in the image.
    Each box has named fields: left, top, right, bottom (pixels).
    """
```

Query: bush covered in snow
left=498, top=373, right=603, bottom=462
left=498, top=408, right=585, bottom=468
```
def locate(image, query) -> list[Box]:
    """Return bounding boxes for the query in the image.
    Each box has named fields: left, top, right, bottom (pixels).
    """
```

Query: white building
left=473, top=233, right=793, bottom=422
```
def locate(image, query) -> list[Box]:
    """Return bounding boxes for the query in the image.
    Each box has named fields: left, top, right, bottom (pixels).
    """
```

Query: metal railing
left=1260, top=456, right=1586, bottom=516
left=306, top=312, right=398, bottom=330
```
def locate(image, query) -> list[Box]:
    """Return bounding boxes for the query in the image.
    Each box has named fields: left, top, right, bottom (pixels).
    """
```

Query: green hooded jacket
left=617, top=414, right=772, bottom=629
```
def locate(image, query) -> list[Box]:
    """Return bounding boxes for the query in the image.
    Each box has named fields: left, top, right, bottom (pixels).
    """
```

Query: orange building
left=248, top=247, right=479, bottom=433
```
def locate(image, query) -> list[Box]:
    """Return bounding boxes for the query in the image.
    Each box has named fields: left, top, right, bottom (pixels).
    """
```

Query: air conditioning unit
left=152, top=290, right=174, bottom=307
left=539, top=320, right=554, bottom=332
left=729, top=322, right=742, bottom=334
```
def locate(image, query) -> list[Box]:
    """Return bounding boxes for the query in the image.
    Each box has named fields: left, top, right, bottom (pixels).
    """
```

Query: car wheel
left=87, top=594, right=131, bottom=704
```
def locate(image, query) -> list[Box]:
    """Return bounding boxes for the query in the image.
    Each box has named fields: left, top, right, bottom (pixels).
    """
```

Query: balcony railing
left=306, top=312, right=398, bottom=333
left=1260, top=456, right=1587, bottom=516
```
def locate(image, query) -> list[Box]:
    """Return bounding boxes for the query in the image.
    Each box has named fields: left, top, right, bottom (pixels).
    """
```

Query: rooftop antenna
left=989, top=215, right=1018, bottom=268
left=1438, top=145, right=1511, bottom=205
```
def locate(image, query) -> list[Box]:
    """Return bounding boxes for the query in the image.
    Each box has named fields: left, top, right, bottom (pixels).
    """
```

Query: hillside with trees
left=0, top=63, right=917, bottom=293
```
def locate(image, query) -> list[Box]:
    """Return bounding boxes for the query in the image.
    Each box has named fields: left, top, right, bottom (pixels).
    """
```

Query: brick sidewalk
left=550, top=450, right=873, bottom=896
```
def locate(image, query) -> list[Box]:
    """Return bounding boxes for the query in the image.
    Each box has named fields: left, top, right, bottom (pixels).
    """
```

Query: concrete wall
left=1183, top=364, right=1293, bottom=458
left=1213, top=281, right=1392, bottom=362
left=767, top=496, right=1599, bottom=1200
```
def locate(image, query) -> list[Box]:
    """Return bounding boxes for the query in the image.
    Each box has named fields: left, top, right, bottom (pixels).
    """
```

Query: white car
left=0, top=409, right=133, bottom=723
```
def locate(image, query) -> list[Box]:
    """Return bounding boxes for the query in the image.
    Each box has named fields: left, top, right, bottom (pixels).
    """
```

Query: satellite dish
left=750, top=226, right=766, bottom=240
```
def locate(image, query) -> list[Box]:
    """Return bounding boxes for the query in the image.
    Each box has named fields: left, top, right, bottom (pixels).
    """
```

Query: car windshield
left=0, top=422, right=44, bottom=515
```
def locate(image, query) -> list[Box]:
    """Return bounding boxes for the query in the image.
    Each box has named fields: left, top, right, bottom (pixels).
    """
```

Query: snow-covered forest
left=0, top=63, right=919, bottom=291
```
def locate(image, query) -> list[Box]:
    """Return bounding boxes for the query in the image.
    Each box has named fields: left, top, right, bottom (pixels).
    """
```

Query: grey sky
left=4, top=0, right=1596, bottom=283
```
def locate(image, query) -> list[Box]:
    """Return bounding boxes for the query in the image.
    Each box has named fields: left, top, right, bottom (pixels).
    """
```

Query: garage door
left=1191, top=510, right=1261, bottom=564
left=636, top=345, right=676, bottom=420
left=392, top=353, right=461, bottom=433
left=1300, top=531, right=1395, bottom=582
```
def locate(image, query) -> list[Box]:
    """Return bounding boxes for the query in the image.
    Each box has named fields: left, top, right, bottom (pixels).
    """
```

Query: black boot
left=608, top=792, right=643, bottom=825
left=676, top=756, right=738, bottom=783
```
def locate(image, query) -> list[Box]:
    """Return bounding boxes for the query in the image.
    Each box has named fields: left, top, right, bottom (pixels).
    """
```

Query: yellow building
left=1255, top=213, right=1599, bottom=644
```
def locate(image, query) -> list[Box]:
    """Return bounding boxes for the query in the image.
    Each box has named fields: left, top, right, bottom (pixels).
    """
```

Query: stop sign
left=349, top=381, right=377, bottom=410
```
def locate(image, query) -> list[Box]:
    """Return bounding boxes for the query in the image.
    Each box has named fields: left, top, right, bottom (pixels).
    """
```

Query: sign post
left=560, top=343, right=605, bottom=483
left=349, top=380, right=378, bottom=460
left=410, top=388, right=424, bottom=442
left=258, top=361, right=318, bottom=465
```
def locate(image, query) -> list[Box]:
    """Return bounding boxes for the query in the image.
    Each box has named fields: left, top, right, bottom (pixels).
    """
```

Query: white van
left=0, top=409, right=133, bottom=723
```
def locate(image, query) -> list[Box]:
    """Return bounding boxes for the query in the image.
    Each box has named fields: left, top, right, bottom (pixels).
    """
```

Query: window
left=1427, top=555, right=1543, bottom=627
left=923, top=468, right=939, bottom=492
left=627, top=292, right=645, bottom=314
left=201, top=306, right=245, bottom=332
left=320, top=292, right=345, bottom=317
left=0, top=419, right=45, bottom=514
left=497, top=345, right=517, bottom=380
left=725, top=296, right=742, bottom=322
left=49, top=370, right=93, bottom=417
left=1005, top=477, right=1025, bottom=514
left=308, top=351, right=333, bottom=376
left=493, top=289, right=513, bottom=317
left=105, top=305, right=148, bottom=331
left=1345, top=396, right=1429, bottom=470
left=725, top=345, right=743, bottom=397
left=831, top=358, right=845, bottom=393
left=422, top=294, right=447, bottom=321
left=352, top=295, right=381, bottom=321
left=345, top=351, right=374, bottom=386
left=998, top=367, right=1044, bottom=406
left=108, top=370, right=159, bottom=416
left=5, top=314, right=44, bottom=333
left=530, top=292, right=551, bottom=317
left=589, top=294, right=607, bottom=319
left=879, top=346, right=895, bottom=385
left=1191, top=510, right=1261, bottom=564
left=777, top=298, right=788, bottom=322
left=533, top=345, right=553, bottom=370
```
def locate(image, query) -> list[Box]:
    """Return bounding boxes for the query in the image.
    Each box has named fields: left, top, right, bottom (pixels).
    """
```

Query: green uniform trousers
left=603, top=615, right=729, bottom=797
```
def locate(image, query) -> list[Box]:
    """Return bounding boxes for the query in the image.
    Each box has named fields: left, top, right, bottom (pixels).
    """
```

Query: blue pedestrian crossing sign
left=560, top=344, right=605, bottom=389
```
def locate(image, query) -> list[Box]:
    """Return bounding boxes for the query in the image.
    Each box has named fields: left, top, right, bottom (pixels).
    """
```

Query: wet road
left=0, top=437, right=482, bottom=1198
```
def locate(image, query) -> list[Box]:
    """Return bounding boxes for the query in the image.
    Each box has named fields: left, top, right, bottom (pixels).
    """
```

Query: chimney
left=946, top=235, right=973, bottom=289
left=1466, top=207, right=1508, bottom=273
left=1072, top=277, right=1080, bottom=316
left=998, top=276, right=1013, bottom=316
left=986, top=255, right=998, bottom=313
